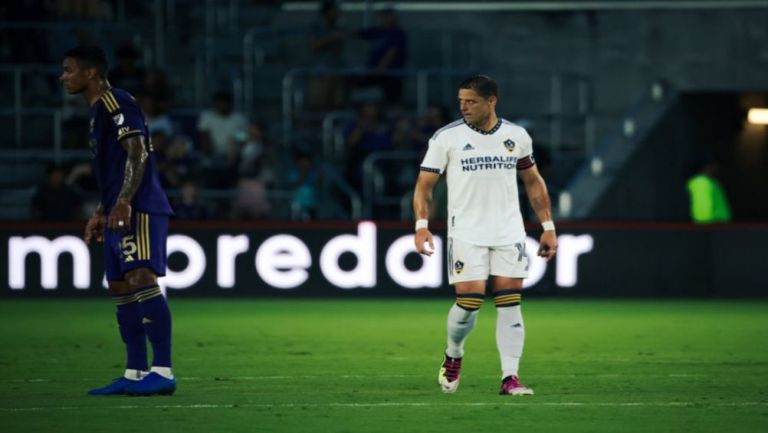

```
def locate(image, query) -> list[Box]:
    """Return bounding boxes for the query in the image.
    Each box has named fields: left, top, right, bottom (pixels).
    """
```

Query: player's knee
left=493, top=289, right=521, bottom=308
left=456, top=293, right=484, bottom=311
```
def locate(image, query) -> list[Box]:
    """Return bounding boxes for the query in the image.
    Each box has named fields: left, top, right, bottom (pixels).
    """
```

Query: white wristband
left=541, top=220, right=556, bottom=231
left=415, top=219, right=429, bottom=231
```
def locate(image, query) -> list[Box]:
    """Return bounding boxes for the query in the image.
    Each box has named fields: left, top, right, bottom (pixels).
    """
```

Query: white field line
left=2, top=401, right=767, bottom=412
left=0, top=373, right=709, bottom=383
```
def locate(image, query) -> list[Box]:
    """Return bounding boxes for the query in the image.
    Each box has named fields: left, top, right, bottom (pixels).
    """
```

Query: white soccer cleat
left=438, top=354, right=462, bottom=393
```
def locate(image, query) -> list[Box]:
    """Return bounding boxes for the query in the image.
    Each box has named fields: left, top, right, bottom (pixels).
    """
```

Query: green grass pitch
left=1, top=298, right=767, bottom=433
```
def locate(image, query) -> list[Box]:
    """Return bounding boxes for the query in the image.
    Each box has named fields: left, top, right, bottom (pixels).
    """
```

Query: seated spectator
left=287, top=150, right=321, bottom=221
left=32, top=164, right=82, bottom=221
left=344, top=99, right=393, bottom=190
left=238, top=120, right=271, bottom=179
left=172, top=179, right=209, bottom=220
left=197, top=91, right=248, bottom=187
left=138, top=92, right=174, bottom=137
left=416, top=104, right=452, bottom=145
left=156, top=134, right=195, bottom=189
left=231, top=178, right=271, bottom=219
left=66, top=161, right=99, bottom=216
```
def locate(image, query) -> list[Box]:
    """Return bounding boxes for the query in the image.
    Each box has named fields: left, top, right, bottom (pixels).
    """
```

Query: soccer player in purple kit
left=60, top=46, right=176, bottom=396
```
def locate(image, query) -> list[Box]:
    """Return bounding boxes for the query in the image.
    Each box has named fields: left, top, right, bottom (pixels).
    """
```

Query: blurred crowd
left=15, top=1, right=455, bottom=222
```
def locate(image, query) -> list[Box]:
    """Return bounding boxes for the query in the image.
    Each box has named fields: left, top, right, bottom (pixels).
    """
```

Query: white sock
left=123, top=369, right=144, bottom=380
left=496, top=305, right=524, bottom=379
left=150, top=366, right=174, bottom=379
left=446, top=303, right=480, bottom=359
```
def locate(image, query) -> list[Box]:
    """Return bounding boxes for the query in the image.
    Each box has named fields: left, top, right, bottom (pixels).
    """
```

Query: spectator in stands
left=172, top=179, right=209, bottom=220
left=156, top=134, right=195, bottom=190
left=137, top=91, right=174, bottom=138
left=238, top=120, right=273, bottom=182
left=31, top=164, right=82, bottom=221
left=198, top=91, right=247, bottom=161
left=231, top=178, right=271, bottom=219
left=344, top=99, right=393, bottom=190
left=197, top=91, right=248, bottom=187
left=108, top=44, right=145, bottom=95
left=307, top=0, right=350, bottom=111
left=416, top=104, right=452, bottom=146
left=287, top=149, right=321, bottom=221
left=357, top=7, right=407, bottom=106
left=686, top=160, right=732, bottom=224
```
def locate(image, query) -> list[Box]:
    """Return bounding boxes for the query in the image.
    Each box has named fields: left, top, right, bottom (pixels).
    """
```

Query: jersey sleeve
left=516, top=128, right=536, bottom=170
left=100, top=90, right=146, bottom=141
left=420, top=134, right=448, bottom=174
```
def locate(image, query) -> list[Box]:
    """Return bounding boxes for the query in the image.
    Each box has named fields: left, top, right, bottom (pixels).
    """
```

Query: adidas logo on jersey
left=462, top=143, right=475, bottom=151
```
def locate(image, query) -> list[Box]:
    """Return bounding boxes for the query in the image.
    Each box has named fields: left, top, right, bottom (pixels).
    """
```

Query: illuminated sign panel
left=2, top=222, right=595, bottom=295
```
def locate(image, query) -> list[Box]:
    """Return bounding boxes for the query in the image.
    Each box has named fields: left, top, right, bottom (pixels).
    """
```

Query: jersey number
left=121, top=235, right=137, bottom=262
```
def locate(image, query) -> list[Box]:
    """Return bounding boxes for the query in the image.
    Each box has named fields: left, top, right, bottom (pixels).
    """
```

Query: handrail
left=242, top=26, right=311, bottom=114
left=281, top=67, right=479, bottom=148
left=318, top=161, right=362, bottom=219
left=320, top=110, right=356, bottom=159
left=361, top=150, right=421, bottom=218
left=242, top=26, right=483, bottom=116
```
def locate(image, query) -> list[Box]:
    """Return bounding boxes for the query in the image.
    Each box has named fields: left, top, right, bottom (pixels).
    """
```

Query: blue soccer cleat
left=87, top=377, right=139, bottom=396
left=125, top=372, right=176, bottom=396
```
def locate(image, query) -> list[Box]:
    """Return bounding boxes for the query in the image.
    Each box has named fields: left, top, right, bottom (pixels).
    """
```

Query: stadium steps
left=560, top=82, right=677, bottom=219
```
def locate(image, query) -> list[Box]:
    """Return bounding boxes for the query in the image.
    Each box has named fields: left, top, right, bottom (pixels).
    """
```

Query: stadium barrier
left=1, top=221, right=765, bottom=297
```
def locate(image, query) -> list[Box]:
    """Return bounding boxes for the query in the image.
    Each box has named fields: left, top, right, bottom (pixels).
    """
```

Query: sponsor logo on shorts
left=454, top=260, right=464, bottom=274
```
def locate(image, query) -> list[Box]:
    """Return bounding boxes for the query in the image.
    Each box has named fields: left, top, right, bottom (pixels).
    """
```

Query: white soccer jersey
left=420, top=118, right=535, bottom=246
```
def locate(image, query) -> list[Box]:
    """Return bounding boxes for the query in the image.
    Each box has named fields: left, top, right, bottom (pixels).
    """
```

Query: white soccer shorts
left=446, top=237, right=530, bottom=285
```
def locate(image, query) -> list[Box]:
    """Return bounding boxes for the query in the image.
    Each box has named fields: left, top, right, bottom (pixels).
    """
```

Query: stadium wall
left=0, top=221, right=765, bottom=298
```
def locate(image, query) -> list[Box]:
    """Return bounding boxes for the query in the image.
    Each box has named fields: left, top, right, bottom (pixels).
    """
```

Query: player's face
left=59, top=57, right=90, bottom=94
left=458, top=88, right=495, bottom=127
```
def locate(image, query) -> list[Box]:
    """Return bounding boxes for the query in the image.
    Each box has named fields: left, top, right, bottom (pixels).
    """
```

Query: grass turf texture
left=0, top=299, right=766, bottom=433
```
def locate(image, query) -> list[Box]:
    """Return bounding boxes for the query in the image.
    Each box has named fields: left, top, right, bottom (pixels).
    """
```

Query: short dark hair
left=458, top=75, right=498, bottom=99
left=64, top=46, right=108, bottom=78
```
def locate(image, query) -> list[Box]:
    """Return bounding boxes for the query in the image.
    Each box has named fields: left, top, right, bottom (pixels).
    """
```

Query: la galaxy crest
left=454, top=260, right=465, bottom=274
left=503, top=139, right=516, bottom=152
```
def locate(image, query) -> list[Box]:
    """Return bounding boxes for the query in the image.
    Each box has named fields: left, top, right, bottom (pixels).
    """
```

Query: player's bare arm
left=413, top=170, right=440, bottom=255
left=519, top=164, right=558, bottom=261
left=108, top=135, right=148, bottom=230
left=84, top=203, right=106, bottom=244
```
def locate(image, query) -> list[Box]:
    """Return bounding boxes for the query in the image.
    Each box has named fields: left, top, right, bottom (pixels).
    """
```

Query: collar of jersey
left=464, top=119, right=501, bottom=135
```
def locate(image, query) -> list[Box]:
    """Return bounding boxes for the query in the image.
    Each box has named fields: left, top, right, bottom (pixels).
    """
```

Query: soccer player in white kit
left=413, top=75, right=558, bottom=395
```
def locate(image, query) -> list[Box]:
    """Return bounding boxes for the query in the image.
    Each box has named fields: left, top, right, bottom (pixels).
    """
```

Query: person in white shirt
left=413, top=75, right=558, bottom=396
left=197, top=91, right=247, bottom=162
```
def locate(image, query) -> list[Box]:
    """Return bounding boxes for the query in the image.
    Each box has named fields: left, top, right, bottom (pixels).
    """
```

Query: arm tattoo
left=117, top=136, right=148, bottom=202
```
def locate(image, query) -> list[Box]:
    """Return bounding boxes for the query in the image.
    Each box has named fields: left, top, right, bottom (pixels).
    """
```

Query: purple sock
left=135, top=285, right=172, bottom=368
left=113, top=293, right=148, bottom=371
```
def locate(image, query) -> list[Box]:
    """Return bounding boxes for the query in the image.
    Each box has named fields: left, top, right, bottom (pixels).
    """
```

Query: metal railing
left=360, top=150, right=421, bottom=218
